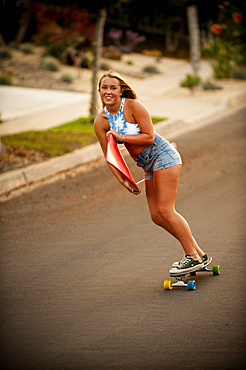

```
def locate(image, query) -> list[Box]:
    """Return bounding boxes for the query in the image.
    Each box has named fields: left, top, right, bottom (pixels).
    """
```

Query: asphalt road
left=0, top=109, right=246, bottom=370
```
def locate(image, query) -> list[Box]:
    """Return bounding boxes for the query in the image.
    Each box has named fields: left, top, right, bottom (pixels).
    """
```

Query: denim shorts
left=134, top=133, right=182, bottom=180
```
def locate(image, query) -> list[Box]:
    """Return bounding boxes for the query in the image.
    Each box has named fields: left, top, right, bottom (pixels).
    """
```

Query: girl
left=94, top=70, right=210, bottom=274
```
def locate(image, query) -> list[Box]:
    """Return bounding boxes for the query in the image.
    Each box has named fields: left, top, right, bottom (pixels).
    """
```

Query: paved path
left=0, top=109, right=245, bottom=369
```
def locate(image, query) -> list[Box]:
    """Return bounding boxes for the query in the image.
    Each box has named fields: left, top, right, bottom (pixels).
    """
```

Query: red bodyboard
left=106, top=134, right=139, bottom=192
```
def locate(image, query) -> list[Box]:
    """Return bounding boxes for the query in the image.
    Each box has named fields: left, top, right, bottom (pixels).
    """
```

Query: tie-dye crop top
left=104, top=98, right=141, bottom=135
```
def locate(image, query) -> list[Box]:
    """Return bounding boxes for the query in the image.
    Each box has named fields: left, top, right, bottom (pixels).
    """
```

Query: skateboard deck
left=106, top=133, right=140, bottom=192
left=164, top=257, right=220, bottom=291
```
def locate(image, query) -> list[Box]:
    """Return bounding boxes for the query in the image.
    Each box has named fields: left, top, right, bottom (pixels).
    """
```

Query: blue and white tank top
left=104, top=98, right=141, bottom=135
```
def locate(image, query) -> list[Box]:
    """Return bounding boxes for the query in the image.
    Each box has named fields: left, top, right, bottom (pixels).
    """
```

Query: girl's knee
left=157, top=205, right=174, bottom=223
left=150, top=211, right=163, bottom=226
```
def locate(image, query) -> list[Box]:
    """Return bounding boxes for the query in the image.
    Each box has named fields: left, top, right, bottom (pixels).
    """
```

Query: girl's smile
left=99, top=77, right=122, bottom=111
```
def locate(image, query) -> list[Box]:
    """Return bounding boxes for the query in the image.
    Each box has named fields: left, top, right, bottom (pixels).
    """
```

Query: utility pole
left=186, top=3, right=200, bottom=76
left=91, top=8, right=107, bottom=117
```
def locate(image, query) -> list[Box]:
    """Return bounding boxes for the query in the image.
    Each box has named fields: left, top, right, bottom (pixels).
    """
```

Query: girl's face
left=99, top=77, right=122, bottom=106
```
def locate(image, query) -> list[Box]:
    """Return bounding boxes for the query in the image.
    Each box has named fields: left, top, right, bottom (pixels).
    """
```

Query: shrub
left=203, top=81, right=222, bottom=90
left=142, top=66, right=160, bottom=74
left=43, top=43, right=68, bottom=60
left=233, top=67, right=246, bottom=80
left=19, top=43, right=34, bottom=54
left=100, top=62, right=111, bottom=71
left=39, top=57, right=60, bottom=72
left=59, top=73, right=73, bottom=83
left=201, top=3, right=245, bottom=78
left=201, top=40, right=242, bottom=78
left=45, top=62, right=59, bottom=71
left=31, top=3, right=95, bottom=55
left=0, top=48, right=12, bottom=59
left=0, top=73, right=13, bottom=85
left=180, top=74, right=201, bottom=92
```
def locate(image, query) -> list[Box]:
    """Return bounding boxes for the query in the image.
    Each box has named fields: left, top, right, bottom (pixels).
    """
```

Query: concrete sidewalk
left=0, top=86, right=90, bottom=134
left=0, top=58, right=246, bottom=200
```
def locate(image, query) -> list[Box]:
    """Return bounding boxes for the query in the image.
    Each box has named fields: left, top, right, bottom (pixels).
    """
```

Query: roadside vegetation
left=1, top=116, right=165, bottom=158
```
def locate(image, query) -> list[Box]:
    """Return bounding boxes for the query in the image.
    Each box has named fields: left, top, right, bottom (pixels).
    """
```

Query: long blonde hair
left=98, top=70, right=138, bottom=107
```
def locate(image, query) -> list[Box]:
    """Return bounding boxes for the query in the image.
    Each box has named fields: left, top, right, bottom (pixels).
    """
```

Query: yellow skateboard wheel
left=164, top=280, right=173, bottom=290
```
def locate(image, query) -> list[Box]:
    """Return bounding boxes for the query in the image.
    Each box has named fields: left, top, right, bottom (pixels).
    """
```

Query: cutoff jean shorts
left=134, top=132, right=182, bottom=180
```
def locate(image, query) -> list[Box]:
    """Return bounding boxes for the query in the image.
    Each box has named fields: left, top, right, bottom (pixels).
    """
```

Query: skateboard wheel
left=212, top=265, right=220, bottom=275
left=187, top=280, right=196, bottom=290
left=164, top=280, right=173, bottom=290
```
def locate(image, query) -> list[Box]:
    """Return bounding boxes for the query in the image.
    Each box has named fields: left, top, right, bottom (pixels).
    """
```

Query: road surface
left=0, top=109, right=246, bottom=370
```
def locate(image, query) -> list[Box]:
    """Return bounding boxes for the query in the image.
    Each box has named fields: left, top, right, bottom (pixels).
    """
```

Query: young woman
left=94, top=70, right=210, bottom=274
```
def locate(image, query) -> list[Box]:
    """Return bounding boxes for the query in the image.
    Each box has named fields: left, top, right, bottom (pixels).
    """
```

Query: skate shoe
left=172, top=254, right=211, bottom=268
left=169, top=255, right=204, bottom=275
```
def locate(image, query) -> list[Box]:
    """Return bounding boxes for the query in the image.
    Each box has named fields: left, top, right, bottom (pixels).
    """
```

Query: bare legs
left=145, top=165, right=205, bottom=259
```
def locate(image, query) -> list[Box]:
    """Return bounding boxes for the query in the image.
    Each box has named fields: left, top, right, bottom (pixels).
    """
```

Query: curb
left=0, top=89, right=245, bottom=201
left=155, top=90, right=246, bottom=138
left=0, top=142, right=102, bottom=199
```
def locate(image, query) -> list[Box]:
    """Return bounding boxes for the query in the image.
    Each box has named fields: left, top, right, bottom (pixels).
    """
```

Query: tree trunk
left=165, top=23, right=184, bottom=53
left=0, top=32, right=6, bottom=47
left=13, top=0, right=32, bottom=48
left=186, top=4, right=200, bottom=76
left=91, top=8, right=107, bottom=118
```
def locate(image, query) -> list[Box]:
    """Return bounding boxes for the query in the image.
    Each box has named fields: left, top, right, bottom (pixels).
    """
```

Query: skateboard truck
left=164, top=277, right=197, bottom=291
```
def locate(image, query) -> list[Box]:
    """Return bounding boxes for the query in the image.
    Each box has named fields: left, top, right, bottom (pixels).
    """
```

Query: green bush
left=180, top=74, right=202, bottom=90
left=46, top=62, right=59, bottom=71
left=59, top=73, right=73, bottom=83
left=0, top=73, right=13, bottom=85
left=201, top=40, right=243, bottom=78
left=43, top=43, right=68, bottom=60
left=0, top=48, right=12, bottom=59
left=142, top=66, right=160, bottom=74
left=39, top=57, right=60, bottom=72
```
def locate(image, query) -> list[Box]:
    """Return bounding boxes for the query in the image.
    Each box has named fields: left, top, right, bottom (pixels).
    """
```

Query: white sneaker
left=172, top=254, right=211, bottom=268
left=172, top=255, right=186, bottom=267
left=169, top=255, right=204, bottom=276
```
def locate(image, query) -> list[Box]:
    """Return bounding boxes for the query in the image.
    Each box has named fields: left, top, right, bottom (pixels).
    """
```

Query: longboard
left=106, top=134, right=140, bottom=192
left=164, top=257, right=220, bottom=291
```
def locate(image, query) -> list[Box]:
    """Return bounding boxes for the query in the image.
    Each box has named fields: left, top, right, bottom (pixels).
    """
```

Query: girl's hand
left=106, top=129, right=120, bottom=142
left=122, top=180, right=141, bottom=195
